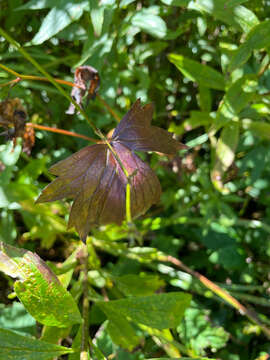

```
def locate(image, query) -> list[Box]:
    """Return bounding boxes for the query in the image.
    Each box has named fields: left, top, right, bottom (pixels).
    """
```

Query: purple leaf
left=37, top=99, right=185, bottom=241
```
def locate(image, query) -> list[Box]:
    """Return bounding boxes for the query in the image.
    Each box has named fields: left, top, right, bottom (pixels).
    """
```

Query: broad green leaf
left=98, top=292, right=191, bottom=330
left=30, top=1, right=88, bottom=45
left=89, top=0, right=104, bottom=37
left=107, top=314, right=142, bottom=351
left=41, top=325, right=71, bottom=344
left=114, top=274, right=165, bottom=296
left=0, top=302, right=36, bottom=336
left=209, top=75, right=258, bottom=135
left=198, top=85, right=212, bottom=112
left=0, top=242, right=82, bottom=327
left=229, top=20, right=270, bottom=71
left=131, top=8, right=167, bottom=39
left=147, top=358, right=213, bottom=360
left=211, top=121, right=239, bottom=193
left=0, top=327, right=73, bottom=360
left=168, top=54, right=225, bottom=90
left=242, top=120, right=270, bottom=140
left=188, top=0, right=259, bottom=33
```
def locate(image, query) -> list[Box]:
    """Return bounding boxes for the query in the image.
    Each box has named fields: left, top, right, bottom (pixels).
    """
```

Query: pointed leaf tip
left=37, top=99, right=183, bottom=240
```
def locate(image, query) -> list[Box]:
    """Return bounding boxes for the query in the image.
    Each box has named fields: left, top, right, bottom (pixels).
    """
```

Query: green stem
left=0, top=28, right=133, bottom=226
left=80, top=244, right=90, bottom=360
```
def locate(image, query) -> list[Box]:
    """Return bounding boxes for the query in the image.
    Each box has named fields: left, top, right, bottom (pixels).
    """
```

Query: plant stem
left=27, top=123, right=98, bottom=143
left=0, top=28, right=98, bottom=132
left=80, top=243, right=90, bottom=360
left=0, top=67, right=120, bottom=123
left=0, top=28, right=133, bottom=229
left=163, top=254, right=270, bottom=340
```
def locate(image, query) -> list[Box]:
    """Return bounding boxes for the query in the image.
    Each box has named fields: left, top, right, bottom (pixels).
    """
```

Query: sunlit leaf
left=0, top=327, right=73, bottom=360
left=37, top=100, right=184, bottom=241
left=0, top=242, right=82, bottom=327
left=98, top=292, right=192, bottom=329
left=168, top=54, right=225, bottom=90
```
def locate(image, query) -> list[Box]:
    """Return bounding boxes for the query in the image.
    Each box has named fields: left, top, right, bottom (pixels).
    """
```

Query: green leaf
left=0, top=327, right=73, bottom=360
left=98, top=292, right=191, bottom=330
left=89, top=0, right=105, bottom=37
left=242, top=120, right=270, bottom=140
left=209, top=75, right=258, bottom=135
left=229, top=20, right=270, bottom=71
left=16, top=0, right=56, bottom=10
left=188, top=0, right=259, bottom=33
left=211, top=121, right=239, bottom=193
left=160, top=0, right=189, bottom=5
left=114, top=274, right=165, bottom=296
left=198, top=85, right=212, bottom=112
left=0, top=242, right=82, bottom=327
left=177, top=307, right=229, bottom=356
left=30, top=0, right=88, bottom=45
left=0, top=302, right=36, bottom=336
left=107, top=315, right=142, bottom=351
left=168, top=54, right=225, bottom=90
left=131, top=8, right=167, bottom=39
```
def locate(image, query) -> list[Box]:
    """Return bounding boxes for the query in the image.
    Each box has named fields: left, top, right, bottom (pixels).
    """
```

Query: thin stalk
left=163, top=254, right=270, bottom=340
left=27, top=123, right=98, bottom=143
left=0, top=28, right=133, bottom=229
left=80, top=244, right=90, bottom=360
left=0, top=28, right=98, bottom=132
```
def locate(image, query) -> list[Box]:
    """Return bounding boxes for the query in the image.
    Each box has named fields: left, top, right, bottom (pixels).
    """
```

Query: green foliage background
left=0, top=0, right=270, bottom=359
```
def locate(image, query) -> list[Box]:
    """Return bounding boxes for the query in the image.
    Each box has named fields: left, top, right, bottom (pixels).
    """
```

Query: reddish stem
left=26, top=123, right=98, bottom=143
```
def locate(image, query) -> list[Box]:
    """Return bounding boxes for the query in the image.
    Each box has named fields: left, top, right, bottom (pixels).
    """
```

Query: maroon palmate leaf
left=37, top=99, right=185, bottom=241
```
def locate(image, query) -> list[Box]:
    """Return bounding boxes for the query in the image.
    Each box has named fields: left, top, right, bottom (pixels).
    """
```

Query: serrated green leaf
left=177, top=307, right=229, bottom=356
left=229, top=20, right=270, bottom=71
left=188, top=0, right=258, bottom=33
left=168, top=54, right=225, bottom=90
left=0, top=327, right=73, bottom=360
left=98, top=292, right=191, bottom=330
left=0, top=242, right=82, bottom=327
left=132, top=8, right=167, bottom=39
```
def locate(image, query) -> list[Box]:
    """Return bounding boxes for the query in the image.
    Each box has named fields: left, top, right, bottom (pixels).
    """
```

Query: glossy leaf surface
left=0, top=327, right=73, bottom=360
left=0, top=242, right=82, bottom=327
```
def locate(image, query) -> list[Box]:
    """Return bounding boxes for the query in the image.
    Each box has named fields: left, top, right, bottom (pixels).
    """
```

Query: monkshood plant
left=1, top=1, right=270, bottom=357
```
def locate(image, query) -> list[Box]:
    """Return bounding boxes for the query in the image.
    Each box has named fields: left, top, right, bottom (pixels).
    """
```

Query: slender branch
left=26, top=123, right=98, bottom=143
left=163, top=255, right=270, bottom=340
left=0, top=28, right=132, bottom=228
left=80, top=244, right=90, bottom=360
left=0, top=28, right=98, bottom=133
